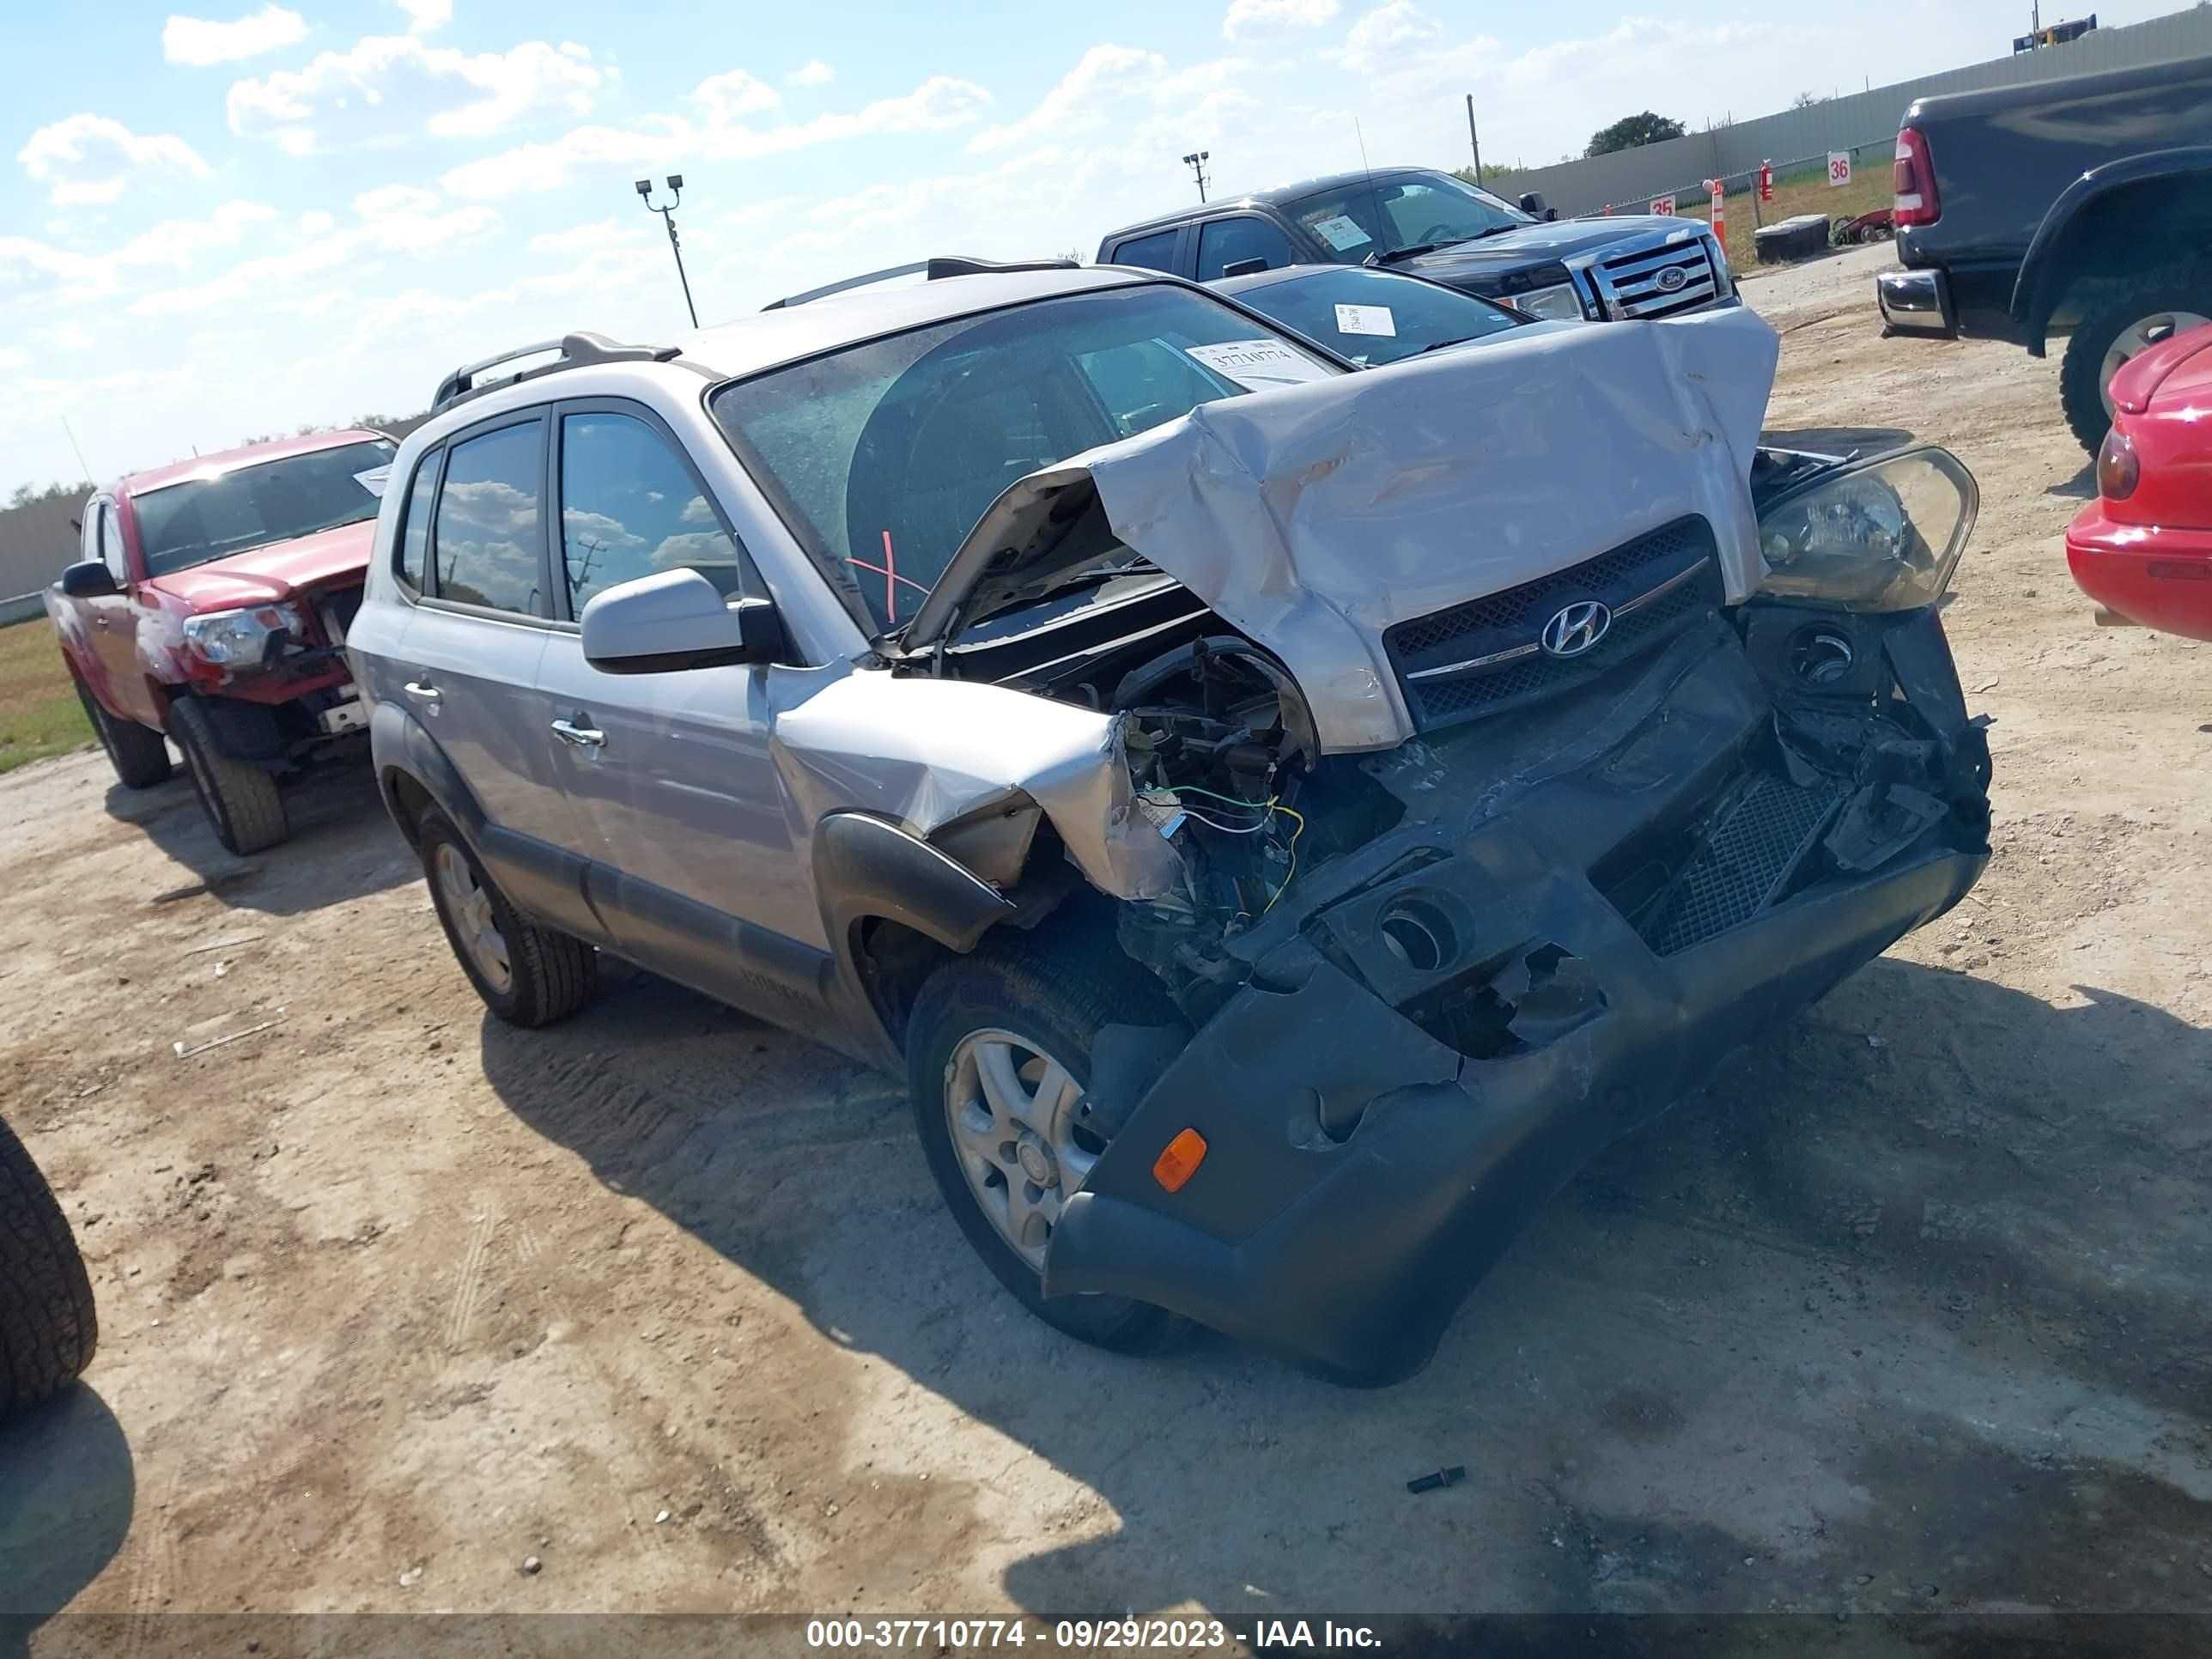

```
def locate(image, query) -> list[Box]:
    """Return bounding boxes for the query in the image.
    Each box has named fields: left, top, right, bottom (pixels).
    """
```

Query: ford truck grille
left=1383, top=516, right=1723, bottom=732
left=1588, top=235, right=1723, bottom=320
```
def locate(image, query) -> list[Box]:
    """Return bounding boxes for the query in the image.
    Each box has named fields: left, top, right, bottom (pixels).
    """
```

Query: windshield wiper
left=1368, top=242, right=1441, bottom=266
left=1416, top=337, right=1484, bottom=355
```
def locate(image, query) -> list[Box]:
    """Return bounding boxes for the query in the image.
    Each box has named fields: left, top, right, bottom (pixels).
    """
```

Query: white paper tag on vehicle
left=1185, top=339, right=1335, bottom=391
left=1310, top=215, right=1371, bottom=252
left=1333, top=303, right=1396, bottom=338
left=353, top=465, right=392, bottom=497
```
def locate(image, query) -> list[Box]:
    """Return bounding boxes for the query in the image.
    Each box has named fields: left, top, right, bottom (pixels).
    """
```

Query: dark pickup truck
left=1875, top=52, right=2212, bottom=453
left=1097, top=166, right=1735, bottom=325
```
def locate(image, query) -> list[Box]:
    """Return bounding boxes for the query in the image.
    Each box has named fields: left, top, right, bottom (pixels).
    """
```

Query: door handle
left=550, top=718, right=605, bottom=749
left=404, top=679, right=441, bottom=702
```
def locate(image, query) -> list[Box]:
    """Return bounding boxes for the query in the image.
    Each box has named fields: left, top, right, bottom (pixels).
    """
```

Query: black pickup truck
left=1875, top=52, right=2212, bottom=453
left=1097, top=166, right=1735, bottom=325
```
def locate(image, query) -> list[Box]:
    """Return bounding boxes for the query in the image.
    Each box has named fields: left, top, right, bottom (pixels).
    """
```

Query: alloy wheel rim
left=942, top=1029, right=1103, bottom=1273
left=2101, top=310, right=2212, bottom=417
left=434, top=842, right=512, bottom=994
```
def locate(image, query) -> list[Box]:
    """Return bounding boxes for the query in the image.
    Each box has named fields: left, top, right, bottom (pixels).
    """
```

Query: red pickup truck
left=48, top=428, right=393, bottom=854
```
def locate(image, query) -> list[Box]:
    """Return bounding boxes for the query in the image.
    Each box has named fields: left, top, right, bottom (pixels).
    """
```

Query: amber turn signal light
left=1152, top=1127, right=1208, bottom=1193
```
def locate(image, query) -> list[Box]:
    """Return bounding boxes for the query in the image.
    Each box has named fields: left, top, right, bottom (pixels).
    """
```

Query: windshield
left=1231, top=267, right=1523, bottom=366
left=709, top=284, right=1338, bottom=635
left=134, top=440, right=395, bottom=578
left=1285, top=172, right=1531, bottom=264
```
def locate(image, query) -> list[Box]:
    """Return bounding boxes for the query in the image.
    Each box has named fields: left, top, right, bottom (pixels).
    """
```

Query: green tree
left=1586, top=112, right=1686, bottom=157
left=1451, top=162, right=1520, bottom=189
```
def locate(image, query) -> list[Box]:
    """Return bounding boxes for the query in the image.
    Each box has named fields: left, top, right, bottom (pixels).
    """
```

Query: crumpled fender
left=768, top=664, right=1183, bottom=902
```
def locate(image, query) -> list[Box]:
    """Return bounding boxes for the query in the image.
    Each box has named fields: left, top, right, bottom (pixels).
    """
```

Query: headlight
left=183, top=603, right=302, bottom=666
left=1756, top=447, right=1978, bottom=611
left=1512, top=282, right=1584, bottom=321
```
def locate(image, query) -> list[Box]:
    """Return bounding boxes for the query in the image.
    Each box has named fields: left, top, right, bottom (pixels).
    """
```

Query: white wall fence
left=1487, top=7, right=2212, bottom=218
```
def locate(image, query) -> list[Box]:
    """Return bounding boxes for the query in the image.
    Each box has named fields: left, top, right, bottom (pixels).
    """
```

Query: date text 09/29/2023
left=803, top=1617, right=1385, bottom=1650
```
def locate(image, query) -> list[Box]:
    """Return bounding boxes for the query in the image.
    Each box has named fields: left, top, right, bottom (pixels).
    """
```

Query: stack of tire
left=1, top=1115, right=97, bottom=1419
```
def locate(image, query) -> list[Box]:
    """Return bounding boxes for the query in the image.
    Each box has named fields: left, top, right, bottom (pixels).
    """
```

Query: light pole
left=1182, top=150, right=1211, bottom=204
left=635, top=174, right=699, bottom=330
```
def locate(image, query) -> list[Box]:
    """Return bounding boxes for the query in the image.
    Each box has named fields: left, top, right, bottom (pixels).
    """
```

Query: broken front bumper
left=1046, top=611, right=1990, bottom=1384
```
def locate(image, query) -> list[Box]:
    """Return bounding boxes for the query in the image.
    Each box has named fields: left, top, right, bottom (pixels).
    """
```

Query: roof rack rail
left=430, top=331, right=683, bottom=413
left=762, top=254, right=1082, bottom=311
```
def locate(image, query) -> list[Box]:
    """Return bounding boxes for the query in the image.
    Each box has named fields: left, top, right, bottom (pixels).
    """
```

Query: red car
left=2066, top=322, right=2212, bottom=642
left=47, top=429, right=392, bottom=854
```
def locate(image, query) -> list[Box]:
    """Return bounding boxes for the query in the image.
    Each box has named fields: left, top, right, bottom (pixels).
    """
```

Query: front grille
left=1590, top=236, right=1722, bottom=320
left=1384, top=517, right=1719, bottom=732
left=1638, top=775, right=1842, bottom=956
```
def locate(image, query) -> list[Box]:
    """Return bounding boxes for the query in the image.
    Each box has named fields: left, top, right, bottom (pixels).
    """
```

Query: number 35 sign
left=1828, top=151, right=1853, bottom=186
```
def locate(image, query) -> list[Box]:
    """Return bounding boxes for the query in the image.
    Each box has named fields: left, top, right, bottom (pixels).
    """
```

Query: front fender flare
left=811, top=810, right=1018, bottom=968
left=2014, top=146, right=2212, bottom=353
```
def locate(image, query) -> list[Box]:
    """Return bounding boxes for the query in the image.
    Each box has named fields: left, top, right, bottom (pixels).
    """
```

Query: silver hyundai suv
left=351, top=259, right=1993, bottom=1383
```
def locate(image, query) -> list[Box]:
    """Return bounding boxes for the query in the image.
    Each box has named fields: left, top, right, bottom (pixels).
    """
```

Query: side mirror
left=1517, top=191, right=1547, bottom=216
left=1218, top=257, right=1269, bottom=278
left=60, top=560, right=118, bottom=599
left=580, top=568, right=783, bottom=673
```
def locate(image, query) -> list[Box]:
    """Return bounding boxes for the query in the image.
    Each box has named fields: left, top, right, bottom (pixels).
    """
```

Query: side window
left=1196, top=216, right=1293, bottom=281
left=1108, top=228, right=1182, bottom=273
left=558, top=412, right=744, bottom=612
left=431, top=421, right=545, bottom=615
left=395, top=447, right=441, bottom=592
left=99, top=502, right=127, bottom=583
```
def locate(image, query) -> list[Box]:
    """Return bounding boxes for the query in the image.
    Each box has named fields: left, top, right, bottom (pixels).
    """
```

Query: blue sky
left=0, top=0, right=2183, bottom=493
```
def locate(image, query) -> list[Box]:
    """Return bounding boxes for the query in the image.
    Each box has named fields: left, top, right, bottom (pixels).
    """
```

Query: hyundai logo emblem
left=1655, top=264, right=1690, bottom=293
left=1540, top=599, right=1612, bottom=658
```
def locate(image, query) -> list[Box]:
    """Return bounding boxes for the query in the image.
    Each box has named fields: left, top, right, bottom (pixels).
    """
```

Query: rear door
left=533, top=401, right=827, bottom=1012
left=400, top=413, right=605, bottom=940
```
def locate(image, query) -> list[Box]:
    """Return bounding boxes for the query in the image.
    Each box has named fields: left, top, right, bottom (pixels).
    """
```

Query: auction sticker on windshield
left=1184, top=339, right=1336, bottom=390
left=1310, top=214, right=1372, bottom=252
left=1334, top=303, right=1396, bottom=337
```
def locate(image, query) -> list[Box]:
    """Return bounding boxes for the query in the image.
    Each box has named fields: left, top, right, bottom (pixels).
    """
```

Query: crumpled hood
left=908, top=304, right=1780, bottom=752
left=143, top=518, right=374, bottom=612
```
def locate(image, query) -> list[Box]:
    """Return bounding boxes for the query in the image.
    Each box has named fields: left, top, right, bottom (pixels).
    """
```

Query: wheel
left=418, top=809, right=595, bottom=1026
left=73, top=680, right=170, bottom=790
left=904, top=930, right=1188, bottom=1355
left=168, top=697, right=287, bottom=854
left=0, top=1114, right=98, bottom=1419
left=2059, top=276, right=2212, bottom=455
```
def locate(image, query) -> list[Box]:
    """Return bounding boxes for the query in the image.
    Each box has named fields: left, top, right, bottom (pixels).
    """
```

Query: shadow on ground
left=102, top=763, right=413, bottom=917
left=479, top=954, right=2212, bottom=1624
left=0, top=1386, right=133, bottom=1656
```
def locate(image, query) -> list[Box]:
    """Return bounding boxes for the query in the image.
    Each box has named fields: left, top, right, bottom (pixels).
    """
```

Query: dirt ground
left=3, top=241, right=2209, bottom=1647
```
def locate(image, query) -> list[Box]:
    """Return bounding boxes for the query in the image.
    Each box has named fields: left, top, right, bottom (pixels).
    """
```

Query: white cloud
left=966, top=45, right=1160, bottom=155
left=394, top=0, right=450, bottom=32
left=441, top=71, right=988, bottom=198
left=162, top=4, right=308, bottom=66
left=693, top=69, right=781, bottom=122
left=227, top=34, right=610, bottom=151
left=1222, top=0, right=1340, bottom=40
left=966, top=46, right=1256, bottom=159
left=1325, top=0, right=1445, bottom=72
left=787, top=59, right=834, bottom=87
left=16, top=113, right=212, bottom=205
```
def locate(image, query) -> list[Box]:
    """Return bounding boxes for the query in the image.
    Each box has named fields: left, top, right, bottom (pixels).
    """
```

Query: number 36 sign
left=1828, top=151, right=1853, bottom=186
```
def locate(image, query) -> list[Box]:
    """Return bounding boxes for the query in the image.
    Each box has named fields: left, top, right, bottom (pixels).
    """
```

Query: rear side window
left=1196, top=216, right=1293, bottom=280
left=1108, top=228, right=1181, bottom=272
left=431, top=422, right=545, bottom=615
left=558, top=412, right=744, bottom=613
left=395, top=447, right=441, bottom=592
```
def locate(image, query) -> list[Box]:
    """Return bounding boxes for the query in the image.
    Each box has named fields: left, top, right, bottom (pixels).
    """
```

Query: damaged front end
left=829, top=316, right=1990, bottom=1381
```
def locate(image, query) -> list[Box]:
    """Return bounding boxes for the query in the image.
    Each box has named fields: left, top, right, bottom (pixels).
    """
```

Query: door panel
left=88, top=501, right=160, bottom=726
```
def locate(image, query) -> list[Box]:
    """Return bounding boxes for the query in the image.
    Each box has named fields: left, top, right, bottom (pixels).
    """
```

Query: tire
left=2059, top=275, right=2212, bottom=456
left=169, top=696, right=287, bottom=855
left=73, top=680, right=170, bottom=790
left=904, top=927, right=1188, bottom=1356
left=418, top=809, right=596, bottom=1027
left=0, top=1114, right=99, bottom=1419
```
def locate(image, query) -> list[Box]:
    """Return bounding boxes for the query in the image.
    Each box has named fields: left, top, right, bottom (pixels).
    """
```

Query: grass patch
left=0, top=617, right=94, bottom=775
left=1674, top=167, right=1896, bottom=274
